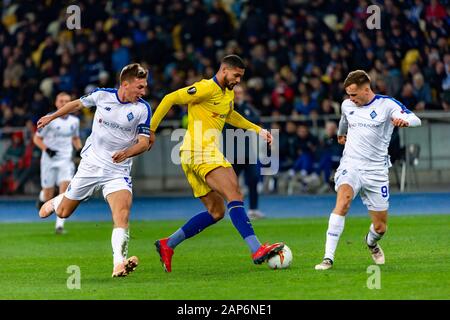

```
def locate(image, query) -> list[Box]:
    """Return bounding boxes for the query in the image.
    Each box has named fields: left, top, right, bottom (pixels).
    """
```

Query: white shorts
left=41, top=158, right=75, bottom=188
left=334, top=166, right=389, bottom=211
left=65, top=159, right=133, bottom=201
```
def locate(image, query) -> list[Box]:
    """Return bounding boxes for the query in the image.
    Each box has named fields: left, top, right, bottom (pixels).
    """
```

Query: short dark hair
left=119, top=63, right=148, bottom=84
left=343, top=70, right=371, bottom=89
left=221, top=55, right=246, bottom=69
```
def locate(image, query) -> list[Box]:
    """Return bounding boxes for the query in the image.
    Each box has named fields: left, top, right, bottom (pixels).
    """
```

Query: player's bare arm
left=37, top=99, right=84, bottom=129
left=112, top=135, right=150, bottom=163
left=33, top=134, right=48, bottom=152
left=72, top=136, right=83, bottom=153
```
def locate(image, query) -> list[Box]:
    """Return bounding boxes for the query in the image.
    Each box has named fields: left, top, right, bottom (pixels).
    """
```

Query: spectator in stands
left=1, top=0, right=449, bottom=195
left=292, top=123, right=319, bottom=179
left=413, top=73, right=433, bottom=110
left=0, top=131, right=25, bottom=194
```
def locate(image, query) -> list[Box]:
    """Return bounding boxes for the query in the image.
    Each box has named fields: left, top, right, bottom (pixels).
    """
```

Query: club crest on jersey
left=187, top=86, right=197, bottom=95
left=370, top=110, right=377, bottom=119
left=350, top=111, right=354, bottom=115
left=127, top=112, right=134, bottom=121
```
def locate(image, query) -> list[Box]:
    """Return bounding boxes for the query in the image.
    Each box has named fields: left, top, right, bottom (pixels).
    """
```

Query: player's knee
left=226, top=188, right=244, bottom=202
left=373, top=223, right=386, bottom=234
left=114, top=209, right=130, bottom=224
left=209, top=204, right=225, bottom=221
left=56, top=208, right=71, bottom=219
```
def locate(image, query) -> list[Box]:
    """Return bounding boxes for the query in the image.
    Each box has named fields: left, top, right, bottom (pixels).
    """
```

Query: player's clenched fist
left=338, top=135, right=347, bottom=145
left=112, top=150, right=128, bottom=163
left=259, top=129, right=273, bottom=146
left=391, top=118, right=409, bottom=127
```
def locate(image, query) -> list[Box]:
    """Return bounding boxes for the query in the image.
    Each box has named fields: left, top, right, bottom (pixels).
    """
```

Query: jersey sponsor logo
left=187, top=86, right=197, bottom=95
left=98, top=118, right=132, bottom=132
left=349, top=122, right=381, bottom=128
left=127, top=112, right=134, bottom=121
left=370, top=110, right=377, bottom=119
left=211, top=112, right=226, bottom=119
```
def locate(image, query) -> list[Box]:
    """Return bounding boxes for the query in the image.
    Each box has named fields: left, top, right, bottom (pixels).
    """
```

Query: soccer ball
left=267, top=245, right=293, bottom=269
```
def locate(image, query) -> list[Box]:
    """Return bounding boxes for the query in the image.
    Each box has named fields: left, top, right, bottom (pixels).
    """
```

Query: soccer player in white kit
left=37, top=63, right=152, bottom=277
left=33, top=92, right=82, bottom=234
left=315, top=70, right=421, bottom=270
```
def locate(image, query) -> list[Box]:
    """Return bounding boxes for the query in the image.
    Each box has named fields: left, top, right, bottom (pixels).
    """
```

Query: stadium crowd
left=0, top=0, right=449, bottom=194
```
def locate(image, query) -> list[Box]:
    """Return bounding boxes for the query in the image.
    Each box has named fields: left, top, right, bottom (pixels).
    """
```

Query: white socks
left=366, top=223, right=385, bottom=247
left=55, top=216, right=65, bottom=229
left=111, top=228, right=129, bottom=266
left=324, top=213, right=346, bottom=261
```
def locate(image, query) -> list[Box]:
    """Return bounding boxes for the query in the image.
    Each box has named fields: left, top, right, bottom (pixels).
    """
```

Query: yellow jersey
left=150, top=76, right=261, bottom=154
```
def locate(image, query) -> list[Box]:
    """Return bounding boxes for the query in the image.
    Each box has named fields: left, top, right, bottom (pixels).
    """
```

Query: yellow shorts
left=180, top=149, right=232, bottom=198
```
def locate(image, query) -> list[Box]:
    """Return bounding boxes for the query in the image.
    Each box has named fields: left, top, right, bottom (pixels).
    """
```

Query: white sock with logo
left=324, top=213, right=346, bottom=262
left=366, top=224, right=385, bottom=247
left=111, top=228, right=129, bottom=266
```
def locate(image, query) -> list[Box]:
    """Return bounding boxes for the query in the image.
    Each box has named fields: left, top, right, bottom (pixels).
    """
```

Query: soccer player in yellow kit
left=151, top=55, right=284, bottom=272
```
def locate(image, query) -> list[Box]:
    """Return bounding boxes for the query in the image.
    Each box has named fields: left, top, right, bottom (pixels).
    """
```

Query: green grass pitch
left=0, top=215, right=449, bottom=299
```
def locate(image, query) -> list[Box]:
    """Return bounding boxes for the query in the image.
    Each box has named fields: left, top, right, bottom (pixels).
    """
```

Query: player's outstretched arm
left=150, top=92, right=179, bottom=133
left=225, top=110, right=274, bottom=145
left=225, top=110, right=261, bottom=132
left=112, top=135, right=150, bottom=163
left=151, top=82, right=211, bottom=133
left=337, top=114, right=348, bottom=145
left=37, top=99, right=84, bottom=129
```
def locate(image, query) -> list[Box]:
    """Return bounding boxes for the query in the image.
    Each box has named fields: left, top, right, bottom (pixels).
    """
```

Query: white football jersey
left=79, top=88, right=151, bottom=173
left=338, top=94, right=421, bottom=170
left=36, top=115, right=80, bottom=161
